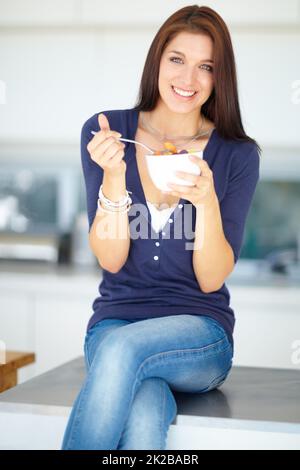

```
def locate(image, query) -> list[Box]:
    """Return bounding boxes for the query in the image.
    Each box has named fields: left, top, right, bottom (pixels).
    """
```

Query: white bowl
left=145, top=151, right=203, bottom=192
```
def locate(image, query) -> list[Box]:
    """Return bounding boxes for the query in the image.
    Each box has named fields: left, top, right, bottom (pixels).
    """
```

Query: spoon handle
left=90, top=131, right=154, bottom=154
left=119, top=138, right=155, bottom=154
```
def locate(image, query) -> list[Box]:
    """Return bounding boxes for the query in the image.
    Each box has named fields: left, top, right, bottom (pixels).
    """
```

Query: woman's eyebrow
left=168, top=50, right=214, bottom=63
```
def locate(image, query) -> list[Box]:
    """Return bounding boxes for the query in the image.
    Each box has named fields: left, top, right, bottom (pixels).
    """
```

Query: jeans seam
left=63, top=361, right=95, bottom=449
left=137, top=336, right=230, bottom=378
left=160, top=379, right=166, bottom=450
left=133, top=339, right=231, bottom=403
left=84, top=338, right=91, bottom=369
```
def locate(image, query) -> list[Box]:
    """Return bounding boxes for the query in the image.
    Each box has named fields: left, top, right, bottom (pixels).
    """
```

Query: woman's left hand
left=164, top=155, right=218, bottom=207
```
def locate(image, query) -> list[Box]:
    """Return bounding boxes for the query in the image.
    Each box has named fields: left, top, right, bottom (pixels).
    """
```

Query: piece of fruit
left=164, top=141, right=177, bottom=153
left=153, top=147, right=193, bottom=155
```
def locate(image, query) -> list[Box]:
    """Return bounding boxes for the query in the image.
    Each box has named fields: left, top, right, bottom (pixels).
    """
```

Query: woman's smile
left=171, top=85, right=199, bottom=101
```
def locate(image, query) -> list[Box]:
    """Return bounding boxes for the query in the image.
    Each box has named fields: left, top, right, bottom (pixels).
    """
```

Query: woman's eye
left=169, top=57, right=213, bottom=72
left=200, top=64, right=213, bottom=72
left=170, top=57, right=183, bottom=64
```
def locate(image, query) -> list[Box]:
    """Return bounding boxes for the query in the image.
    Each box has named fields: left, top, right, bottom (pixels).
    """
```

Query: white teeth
left=173, top=86, right=196, bottom=97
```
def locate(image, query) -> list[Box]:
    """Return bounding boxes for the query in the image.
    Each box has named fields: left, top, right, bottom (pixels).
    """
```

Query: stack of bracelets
left=97, top=184, right=133, bottom=214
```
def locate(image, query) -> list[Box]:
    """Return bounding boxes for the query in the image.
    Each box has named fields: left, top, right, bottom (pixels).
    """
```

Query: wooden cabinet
left=0, top=351, right=35, bottom=392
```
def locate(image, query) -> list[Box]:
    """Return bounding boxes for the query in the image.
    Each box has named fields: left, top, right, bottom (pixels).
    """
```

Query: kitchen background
left=0, top=0, right=299, bottom=384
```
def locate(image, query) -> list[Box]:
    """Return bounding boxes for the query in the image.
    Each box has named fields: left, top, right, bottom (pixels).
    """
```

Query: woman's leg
left=116, top=376, right=177, bottom=450
left=61, top=319, right=130, bottom=450
left=62, top=314, right=233, bottom=450
left=62, top=318, right=177, bottom=450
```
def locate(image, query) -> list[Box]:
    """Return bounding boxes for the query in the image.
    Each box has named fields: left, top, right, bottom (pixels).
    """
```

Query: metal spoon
left=90, top=130, right=155, bottom=154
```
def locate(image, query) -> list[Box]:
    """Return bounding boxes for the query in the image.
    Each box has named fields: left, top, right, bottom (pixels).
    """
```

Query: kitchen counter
left=0, top=357, right=299, bottom=449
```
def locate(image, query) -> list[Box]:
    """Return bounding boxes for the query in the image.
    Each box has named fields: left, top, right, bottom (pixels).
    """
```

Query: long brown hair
left=134, top=4, right=261, bottom=155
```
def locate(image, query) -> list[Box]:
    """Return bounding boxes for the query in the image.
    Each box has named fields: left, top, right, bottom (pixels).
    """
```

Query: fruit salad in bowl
left=145, top=142, right=203, bottom=192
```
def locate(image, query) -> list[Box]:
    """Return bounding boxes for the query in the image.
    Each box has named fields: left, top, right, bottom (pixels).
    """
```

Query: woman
left=62, top=5, right=260, bottom=450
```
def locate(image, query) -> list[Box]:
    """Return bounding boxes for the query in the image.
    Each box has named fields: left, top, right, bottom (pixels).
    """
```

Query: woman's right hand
left=87, top=113, right=126, bottom=177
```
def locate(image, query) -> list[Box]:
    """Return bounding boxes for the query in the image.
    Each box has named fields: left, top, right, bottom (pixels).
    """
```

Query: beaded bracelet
left=98, top=184, right=132, bottom=208
left=97, top=198, right=132, bottom=214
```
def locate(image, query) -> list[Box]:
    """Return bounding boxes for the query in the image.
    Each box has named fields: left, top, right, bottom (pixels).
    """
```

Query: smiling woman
left=159, top=33, right=215, bottom=111
left=62, top=4, right=261, bottom=451
left=135, top=11, right=261, bottom=148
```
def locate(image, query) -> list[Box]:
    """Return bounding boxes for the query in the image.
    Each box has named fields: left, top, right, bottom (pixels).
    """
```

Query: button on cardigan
left=81, top=107, right=260, bottom=351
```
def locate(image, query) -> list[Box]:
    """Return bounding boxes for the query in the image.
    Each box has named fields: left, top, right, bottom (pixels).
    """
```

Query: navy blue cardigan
left=81, top=107, right=260, bottom=350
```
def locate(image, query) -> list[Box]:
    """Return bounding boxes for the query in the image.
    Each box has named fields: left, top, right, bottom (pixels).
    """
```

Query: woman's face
left=158, top=31, right=214, bottom=113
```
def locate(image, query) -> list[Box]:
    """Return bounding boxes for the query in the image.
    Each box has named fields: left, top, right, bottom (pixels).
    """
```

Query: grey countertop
left=0, top=357, right=300, bottom=434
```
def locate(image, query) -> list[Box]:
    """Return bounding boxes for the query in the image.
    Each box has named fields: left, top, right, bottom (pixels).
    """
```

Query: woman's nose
left=180, top=68, right=198, bottom=88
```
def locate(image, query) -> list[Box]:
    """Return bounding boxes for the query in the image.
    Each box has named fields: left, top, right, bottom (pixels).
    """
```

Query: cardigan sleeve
left=220, top=145, right=260, bottom=263
left=80, top=115, right=104, bottom=233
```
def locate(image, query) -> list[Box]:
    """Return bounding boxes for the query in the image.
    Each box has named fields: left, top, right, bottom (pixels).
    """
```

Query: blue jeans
left=61, top=314, right=233, bottom=450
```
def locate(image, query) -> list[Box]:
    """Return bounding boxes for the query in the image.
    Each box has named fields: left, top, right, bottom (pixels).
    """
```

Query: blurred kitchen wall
left=0, top=0, right=299, bottom=146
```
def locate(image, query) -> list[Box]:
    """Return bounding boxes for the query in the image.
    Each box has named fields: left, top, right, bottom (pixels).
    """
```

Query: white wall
left=0, top=0, right=299, bottom=150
